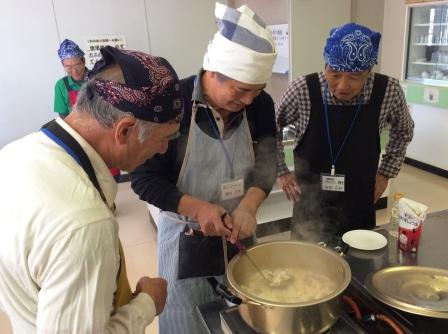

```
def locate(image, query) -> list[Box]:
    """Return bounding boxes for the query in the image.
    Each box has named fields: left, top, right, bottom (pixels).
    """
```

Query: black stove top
left=218, top=304, right=366, bottom=334
left=197, top=280, right=447, bottom=334
left=197, top=297, right=373, bottom=334
left=197, top=211, right=448, bottom=334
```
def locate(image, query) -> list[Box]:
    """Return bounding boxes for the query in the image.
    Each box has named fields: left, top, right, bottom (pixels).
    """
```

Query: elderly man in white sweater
left=0, top=46, right=183, bottom=333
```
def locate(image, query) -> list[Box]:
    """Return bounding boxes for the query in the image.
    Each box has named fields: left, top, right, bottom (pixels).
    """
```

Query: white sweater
left=0, top=119, right=155, bottom=333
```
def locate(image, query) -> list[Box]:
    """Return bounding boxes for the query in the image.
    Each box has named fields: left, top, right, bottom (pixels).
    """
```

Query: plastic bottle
left=389, top=193, right=404, bottom=238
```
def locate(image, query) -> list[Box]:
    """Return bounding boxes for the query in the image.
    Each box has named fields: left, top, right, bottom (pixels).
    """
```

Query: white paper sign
left=267, top=24, right=289, bottom=74
left=85, top=35, right=127, bottom=67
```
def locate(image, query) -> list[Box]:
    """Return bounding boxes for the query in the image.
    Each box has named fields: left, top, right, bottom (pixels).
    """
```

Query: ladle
left=235, top=241, right=293, bottom=288
left=235, top=240, right=272, bottom=284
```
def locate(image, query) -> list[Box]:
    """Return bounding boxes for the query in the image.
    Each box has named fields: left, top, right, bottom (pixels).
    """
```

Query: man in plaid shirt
left=276, top=23, right=414, bottom=240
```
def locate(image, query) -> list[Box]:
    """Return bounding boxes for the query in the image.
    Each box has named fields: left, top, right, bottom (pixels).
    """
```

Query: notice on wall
left=85, top=35, right=127, bottom=67
left=267, top=24, right=289, bottom=74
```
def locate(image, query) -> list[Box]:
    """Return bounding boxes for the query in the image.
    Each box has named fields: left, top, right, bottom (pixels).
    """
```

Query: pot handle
left=318, top=237, right=350, bottom=256
left=206, top=277, right=242, bottom=305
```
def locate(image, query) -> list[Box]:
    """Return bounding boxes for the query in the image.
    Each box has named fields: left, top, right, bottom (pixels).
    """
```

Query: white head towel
left=203, top=3, right=277, bottom=85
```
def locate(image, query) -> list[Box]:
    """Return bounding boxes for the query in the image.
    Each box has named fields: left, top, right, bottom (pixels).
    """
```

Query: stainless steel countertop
left=198, top=210, right=448, bottom=334
left=346, top=209, right=448, bottom=285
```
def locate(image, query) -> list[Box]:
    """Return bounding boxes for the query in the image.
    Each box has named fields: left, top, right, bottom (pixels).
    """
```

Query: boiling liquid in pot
left=240, top=268, right=337, bottom=303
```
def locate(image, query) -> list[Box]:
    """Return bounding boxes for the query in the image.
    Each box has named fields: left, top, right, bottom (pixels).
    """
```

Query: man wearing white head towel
left=130, top=3, right=277, bottom=333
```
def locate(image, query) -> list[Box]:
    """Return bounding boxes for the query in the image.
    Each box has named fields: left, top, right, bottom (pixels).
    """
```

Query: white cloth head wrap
left=203, top=3, right=277, bottom=85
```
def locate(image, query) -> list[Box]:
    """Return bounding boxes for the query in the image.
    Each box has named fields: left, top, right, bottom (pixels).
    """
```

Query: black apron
left=292, top=73, right=388, bottom=240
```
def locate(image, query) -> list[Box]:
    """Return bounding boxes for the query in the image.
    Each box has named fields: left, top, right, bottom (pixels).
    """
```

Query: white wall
left=0, top=0, right=61, bottom=149
left=145, top=0, right=219, bottom=79
left=406, top=104, right=448, bottom=170
left=351, top=0, right=385, bottom=73
left=380, top=0, right=408, bottom=79
left=0, top=0, right=218, bottom=148
left=53, top=0, right=151, bottom=56
left=351, top=0, right=385, bottom=36
left=290, top=0, right=352, bottom=79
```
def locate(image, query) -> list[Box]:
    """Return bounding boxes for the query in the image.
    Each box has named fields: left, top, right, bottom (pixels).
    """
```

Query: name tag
left=321, top=173, right=345, bottom=192
left=221, top=179, right=244, bottom=201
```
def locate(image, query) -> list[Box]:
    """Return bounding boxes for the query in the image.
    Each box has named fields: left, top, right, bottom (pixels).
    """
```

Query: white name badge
left=221, top=178, right=245, bottom=201
left=321, top=173, right=345, bottom=192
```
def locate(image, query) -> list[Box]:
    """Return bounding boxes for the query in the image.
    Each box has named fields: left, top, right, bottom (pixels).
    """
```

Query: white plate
left=342, top=229, right=388, bottom=251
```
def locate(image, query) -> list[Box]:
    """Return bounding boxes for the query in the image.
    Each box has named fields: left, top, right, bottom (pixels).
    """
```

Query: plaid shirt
left=276, top=72, right=414, bottom=178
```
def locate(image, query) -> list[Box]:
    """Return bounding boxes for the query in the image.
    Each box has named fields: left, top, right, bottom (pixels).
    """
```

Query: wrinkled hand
left=195, top=202, right=232, bottom=237
left=228, top=206, right=257, bottom=243
left=374, top=173, right=389, bottom=203
left=277, top=172, right=301, bottom=202
left=135, top=276, right=167, bottom=315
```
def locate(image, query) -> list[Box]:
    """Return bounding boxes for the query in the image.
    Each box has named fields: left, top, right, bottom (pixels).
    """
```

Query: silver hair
left=75, top=80, right=154, bottom=143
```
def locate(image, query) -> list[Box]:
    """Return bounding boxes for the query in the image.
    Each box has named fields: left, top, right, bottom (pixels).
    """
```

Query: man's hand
left=277, top=172, right=301, bottom=202
left=178, top=195, right=232, bottom=237
left=374, top=173, right=389, bottom=203
left=195, top=202, right=232, bottom=237
left=229, top=206, right=257, bottom=243
left=135, top=277, right=167, bottom=315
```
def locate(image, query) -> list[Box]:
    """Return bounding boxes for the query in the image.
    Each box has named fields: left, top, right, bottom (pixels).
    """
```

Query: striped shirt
left=276, top=72, right=414, bottom=178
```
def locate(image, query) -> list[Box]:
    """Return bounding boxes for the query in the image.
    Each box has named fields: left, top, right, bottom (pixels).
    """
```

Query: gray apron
left=157, top=104, right=255, bottom=334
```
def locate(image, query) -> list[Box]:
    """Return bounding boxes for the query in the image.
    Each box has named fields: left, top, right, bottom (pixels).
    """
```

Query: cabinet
left=406, top=3, right=448, bottom=83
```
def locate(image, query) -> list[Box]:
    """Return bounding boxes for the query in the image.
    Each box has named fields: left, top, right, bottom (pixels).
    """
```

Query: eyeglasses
left=63, top=63, right=84, bottom=71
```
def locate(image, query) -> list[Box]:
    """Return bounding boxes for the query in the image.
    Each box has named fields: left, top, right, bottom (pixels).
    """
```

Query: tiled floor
left=1, top=164, right=447, bottom=333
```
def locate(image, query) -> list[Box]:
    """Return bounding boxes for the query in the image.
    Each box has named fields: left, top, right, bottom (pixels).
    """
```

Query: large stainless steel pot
left=225, top=240, right=351, bottom=334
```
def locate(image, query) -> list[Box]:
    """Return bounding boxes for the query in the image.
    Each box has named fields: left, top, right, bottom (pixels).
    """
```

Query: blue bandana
left=323, top=23, right=381, bottom=72
left=58, top=39, right=85, bottom=61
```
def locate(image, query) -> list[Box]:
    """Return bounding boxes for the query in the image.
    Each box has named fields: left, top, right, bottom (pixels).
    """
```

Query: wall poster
left=85, top=35, right=127, bottom=66
left=267, top=24, right=289, bottom=74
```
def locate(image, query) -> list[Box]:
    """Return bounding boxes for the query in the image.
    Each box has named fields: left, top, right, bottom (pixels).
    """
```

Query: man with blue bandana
left=276, top=23, right=414, bottom=240
left=54, top=39, right=88, bottom=117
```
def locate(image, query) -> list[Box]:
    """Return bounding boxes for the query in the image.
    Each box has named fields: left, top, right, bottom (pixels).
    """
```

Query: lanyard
left=323, top=83, right=363, bottom=176
left=41, top=120, right=127, bottom=295
left=41, top=120, right=106, bottom=202
left=204, top=107, right=236, bottom=178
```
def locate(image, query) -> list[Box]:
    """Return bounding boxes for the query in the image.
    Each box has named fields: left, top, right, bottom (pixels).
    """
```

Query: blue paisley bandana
left=58, top=39, right=85, bottom=61
left=323, top=23, right=381, bottom=72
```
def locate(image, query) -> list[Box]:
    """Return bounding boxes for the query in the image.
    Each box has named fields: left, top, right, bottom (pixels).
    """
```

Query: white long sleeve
left=0, top=122, right=157, bottom=333
left=34, top=220, right=156, bottom=334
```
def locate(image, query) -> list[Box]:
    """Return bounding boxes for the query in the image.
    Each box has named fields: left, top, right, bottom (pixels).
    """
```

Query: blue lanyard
left=205, top=108, right=235, bottom=178
left=41, top=127, right=82, bottom=165
left=323, top=83, right=363, bottom=176
left=40, top=120, right=106, bottom=203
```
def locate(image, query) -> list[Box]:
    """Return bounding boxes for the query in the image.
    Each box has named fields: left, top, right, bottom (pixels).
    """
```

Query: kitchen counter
left=342, top=209, right=448, bottom=333
left=347, top=209, right=448, bottom=282
left=198, top=209, right=448, bottom=333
